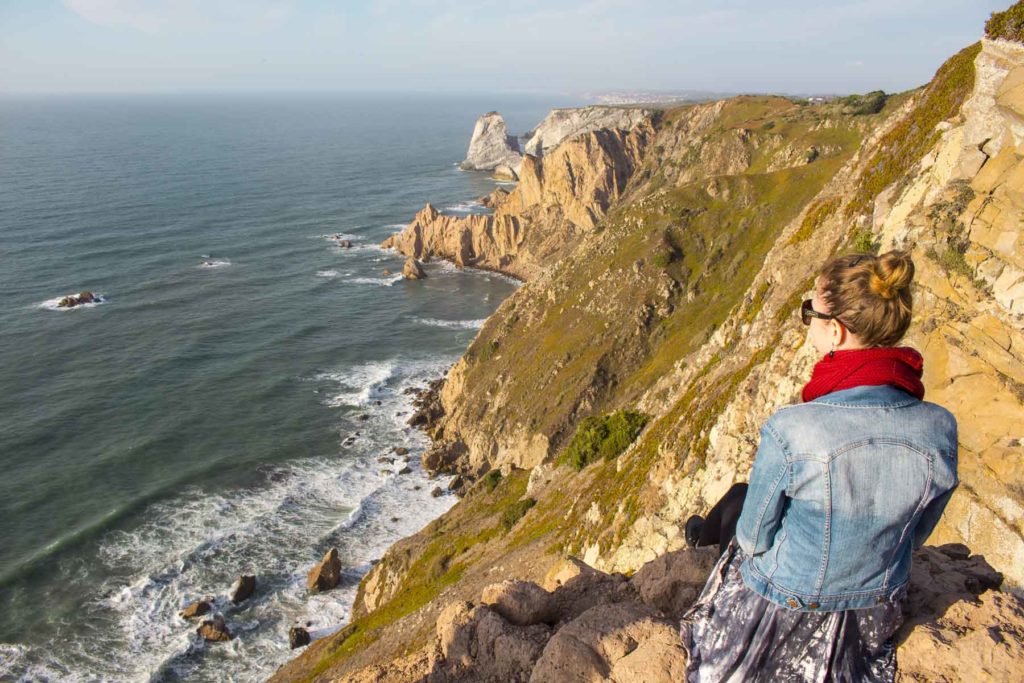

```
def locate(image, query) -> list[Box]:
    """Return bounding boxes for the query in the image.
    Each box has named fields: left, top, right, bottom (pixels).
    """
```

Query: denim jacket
left=735, top=384, right=958, bottom=612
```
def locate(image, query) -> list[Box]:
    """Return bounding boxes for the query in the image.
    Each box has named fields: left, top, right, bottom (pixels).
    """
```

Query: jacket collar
left=807, top=383, right=921, bottom=407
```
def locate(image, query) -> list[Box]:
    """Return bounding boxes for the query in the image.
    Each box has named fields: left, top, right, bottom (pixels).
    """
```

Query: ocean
left=0, top=92, right=574, bottom=681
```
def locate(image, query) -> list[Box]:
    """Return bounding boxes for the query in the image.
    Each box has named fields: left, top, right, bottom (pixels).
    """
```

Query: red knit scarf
left=801, top=346, right=925, bottom=403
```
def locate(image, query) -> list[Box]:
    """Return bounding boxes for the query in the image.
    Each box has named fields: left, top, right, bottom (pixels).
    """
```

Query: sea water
left=0, top=92, right=573, bottom=682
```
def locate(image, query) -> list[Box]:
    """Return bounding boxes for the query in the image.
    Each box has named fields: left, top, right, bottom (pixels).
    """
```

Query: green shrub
left=925, top=245, right=973, bottom=278
left=481, top=469, right=502, bottom=492
left=839, top=90, right=888, bottom=115
left=850, top=228, right=881, bottom=254
left=559, top=409, right=650, bottom=471
left=986, top=2, right=1024, bottom=42
left=651, top=250, right=673, bottom=268
left=788, top=197, right=841, bottom=244
left=500, top=498, right=536, bottom=531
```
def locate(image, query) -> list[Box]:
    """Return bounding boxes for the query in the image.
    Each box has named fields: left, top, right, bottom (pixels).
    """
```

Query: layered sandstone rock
left=321, top=544, right=1024, bottom=683
left=460, top=111, right=523, bottom=175
left=382, top=120, right=652, bottom=282
left=523, top=106, right=652, bottom=157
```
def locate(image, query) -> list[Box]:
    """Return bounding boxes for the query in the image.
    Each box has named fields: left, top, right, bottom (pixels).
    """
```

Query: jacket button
left=808, top=602, right=819, bottom=609
left=787, top=598, right=799, bottom=609
left=876, top=597, right=885, bottom=604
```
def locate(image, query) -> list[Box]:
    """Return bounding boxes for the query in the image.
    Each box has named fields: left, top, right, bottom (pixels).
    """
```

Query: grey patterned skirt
left=679, top=538, right=903, bottom=682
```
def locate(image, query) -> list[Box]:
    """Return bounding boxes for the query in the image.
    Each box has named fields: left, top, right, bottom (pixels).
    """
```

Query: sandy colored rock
left=179, top=599, right=212, bottom=619
left=480, top=580, right=555, bottom=626
left=307, top=548, right=342, bottom=593
left=197, top=614, right=233, bottom=642
left=629, top=546, right=720, bottom=619
left=402, top=257, right=426, bottom=280
left=529, top=601, right=687, bottom=683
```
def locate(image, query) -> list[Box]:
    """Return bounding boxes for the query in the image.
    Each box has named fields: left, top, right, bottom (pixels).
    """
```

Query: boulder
left=197, top=614, right=232, bottom=642
left=397, top=465, right=412, bottom=475
left=179, top=599, right=212, bottom=619
left=530, top=602, right=687, bottom=683
left=289, top=626, right=311, bottom=649
left=459, top=111, right=523, bottom=172
left=430, top=601, right=550, bottom=682
left=431, top=486, right=444, bottom=498
left=480, top=580, right=555, bottom=626
left=307, top=548, right=343, bottom=593
left=229, top=575, right=256, bottom=604
left=629, top=546, right=720, bottom=619
left=402, top=257, right=426, bottom=280
left=393, top=446, right=410, bottom=456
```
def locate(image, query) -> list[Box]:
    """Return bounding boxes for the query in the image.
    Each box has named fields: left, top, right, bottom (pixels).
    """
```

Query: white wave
left=316, top=360, right=397, bottom=408
left=2, top=355, right=459, bottom=682
left=412, top=316, right=486, bottom=330
left=442, top=200, right=485, bottom=214
left=316, top=269, right=340, bottom=278
left=37, top=293, right=107, bottom=311
left=198, top=259, right=231, bottom=268
left=345, top=274, right=404, bottom=287
left=318, top=233, right=359, bottom=241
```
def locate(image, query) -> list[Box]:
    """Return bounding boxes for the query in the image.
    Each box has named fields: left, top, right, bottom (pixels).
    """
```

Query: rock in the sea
left=397, top=465, right=412, bottom=475
left=382, top=268, right=391, bottom=276
left=179, top=599, right=213, bottom=619
left=197, top=614, right=233, bottom=642
left=289, top=626, right=311, bottom=649
left=431, top=486, right=444, bottom=498
left=307, top=548, right=342, bottom=593
left=402, top=257, right=426, bottom=280
left=230, top=575, right=256, bottom=604
left=57, top=291, right=97, bottom=308
left=459, top=111, right=522, bottom=173
left=393, top=446, right=409, bottom=456
left=339, top=239, right=352, bottom=248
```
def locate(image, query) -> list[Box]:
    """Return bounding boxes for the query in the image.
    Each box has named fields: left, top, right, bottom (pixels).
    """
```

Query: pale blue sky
left=0, top=1, right=1011, bottom=95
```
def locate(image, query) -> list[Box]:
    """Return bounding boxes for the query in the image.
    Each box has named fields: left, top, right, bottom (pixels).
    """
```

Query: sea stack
left=460, top=112, right=522, bottom=176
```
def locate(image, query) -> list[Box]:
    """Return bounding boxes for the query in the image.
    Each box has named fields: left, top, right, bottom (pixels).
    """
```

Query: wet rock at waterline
left=289, top=627, right=311, bottom=649
left=179, top=599, right=213, bottom=619
left=402, top=257, right=426, bottom=280
left=230, top=575, right=256, bottom=604
left=197, top=615, right=233, bottom=642
left=307, top=548, right=343, bottom=593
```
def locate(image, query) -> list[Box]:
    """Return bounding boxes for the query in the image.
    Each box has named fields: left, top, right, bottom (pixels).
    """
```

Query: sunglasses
left=801, top=299, right=845, bottom=327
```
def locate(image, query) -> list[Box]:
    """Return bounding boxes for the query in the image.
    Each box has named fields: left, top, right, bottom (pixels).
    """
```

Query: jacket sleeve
left=735, top=419, right=790, bottom=556
left=912, top=416, right=959, bottom=549
left=911, top=482, right=958, bottom=549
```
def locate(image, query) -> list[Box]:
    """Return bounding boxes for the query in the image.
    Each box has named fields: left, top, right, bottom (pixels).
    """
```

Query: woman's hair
left=818, top=249, right=914, bottom=347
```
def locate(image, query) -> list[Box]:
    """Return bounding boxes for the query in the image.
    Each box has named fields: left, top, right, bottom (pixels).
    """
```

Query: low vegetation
left=845, top=42, right=980, bottom=218
left=986, top=1, right=1024, bottom=42
left=559, top=409, right=650, bottom=471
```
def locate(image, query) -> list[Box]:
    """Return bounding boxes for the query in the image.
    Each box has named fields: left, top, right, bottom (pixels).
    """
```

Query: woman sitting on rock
left=679, top=250, right=959, bottom=683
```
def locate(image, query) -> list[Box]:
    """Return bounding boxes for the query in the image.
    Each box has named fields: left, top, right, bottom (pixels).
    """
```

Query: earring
left=829, top=342, right=836, bottom=359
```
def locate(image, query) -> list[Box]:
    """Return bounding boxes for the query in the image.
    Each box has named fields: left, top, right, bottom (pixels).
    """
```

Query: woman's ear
left=831, top=319, right=845, bottom=347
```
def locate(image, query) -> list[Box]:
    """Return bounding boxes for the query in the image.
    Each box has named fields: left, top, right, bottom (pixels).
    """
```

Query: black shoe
left=685, top=515, right=705, bottom=548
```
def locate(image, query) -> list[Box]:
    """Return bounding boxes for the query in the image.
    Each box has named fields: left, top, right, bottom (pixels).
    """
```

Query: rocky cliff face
left=273, top=32, right=1024, bottom=683
left=522, top=105, right=653, bottom=157
left=459, top=111, right=523, bottom=175
left=381, top=121, right=654, bottom=283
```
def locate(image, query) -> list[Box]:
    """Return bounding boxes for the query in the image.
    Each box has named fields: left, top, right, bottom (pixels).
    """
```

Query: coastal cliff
left=272, top=16, right=1024, bottom=683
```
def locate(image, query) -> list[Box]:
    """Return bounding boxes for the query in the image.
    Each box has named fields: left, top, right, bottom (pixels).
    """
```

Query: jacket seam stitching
left=816, top=462, right=831, bottom=594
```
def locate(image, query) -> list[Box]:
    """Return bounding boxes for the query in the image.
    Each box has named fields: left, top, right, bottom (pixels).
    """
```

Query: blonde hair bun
left=869, top=250, right=915, bottom=300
